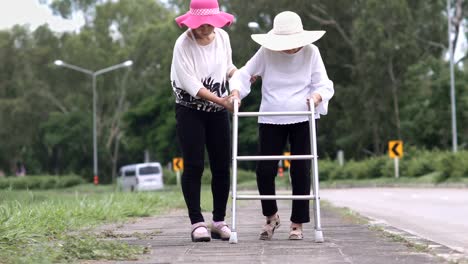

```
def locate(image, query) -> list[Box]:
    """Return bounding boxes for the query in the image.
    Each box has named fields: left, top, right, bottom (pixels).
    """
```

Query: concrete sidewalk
left=91, top=198, right=454, bottom=264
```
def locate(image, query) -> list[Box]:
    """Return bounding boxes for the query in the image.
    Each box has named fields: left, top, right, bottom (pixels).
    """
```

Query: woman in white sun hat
left=230, top=11, right=334, bottom=241
left=171, top=0, right=239, bottom=243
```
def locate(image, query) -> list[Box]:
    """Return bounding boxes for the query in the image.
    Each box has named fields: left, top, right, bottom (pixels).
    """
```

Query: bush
left=202, top=168, right=256, bottom=184
left=405, top=151, right=437, bottom=177
left=235, top=169, right=256, bottom=183
left=379, top=158, right=396, bottom=178
left=318, top=160, right=339, bottom=181
left=163, top=168, right=257, bottom=186
left=329, top=165, right=348, bottom=180
left=364, top=157, right=388, bottom=179
left=344, top=161, right=369, bottom=179
left=434, top=151, right=468, bottom=182
left=58, top=176, right=86, bottom=188
left=201, top=169, right=213, bottom=185
left=0, top=180, right=9, bottom=189
left=40, top=177, right=57, bottom=189
left=158, top=150, right=468, bottom=185
left=329, top=156, right=399, bottom=180
left=326, top=149, right=467, bottom=183
left=0, top=175, right=84, bottom=190
left=163, top=168, right=177, bottom=185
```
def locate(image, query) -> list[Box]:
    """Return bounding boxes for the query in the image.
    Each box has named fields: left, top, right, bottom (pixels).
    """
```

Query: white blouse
left=170, top=28, right=236, bottom=112
left=230, top=44, right=334, bottom=124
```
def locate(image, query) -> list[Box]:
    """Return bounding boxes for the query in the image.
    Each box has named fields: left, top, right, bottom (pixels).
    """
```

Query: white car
left=118, top=162, right=164, bottom=191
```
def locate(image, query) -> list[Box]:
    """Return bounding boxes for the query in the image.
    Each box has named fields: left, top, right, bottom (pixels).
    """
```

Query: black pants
left=175, top=104, right=231, bottom=224
left=256, top=122, right=311, bottom=223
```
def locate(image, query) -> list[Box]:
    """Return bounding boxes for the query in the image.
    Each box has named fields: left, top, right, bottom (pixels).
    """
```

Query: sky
left=0, top=0, right=466, bottom=62
left=0, top=0, right=84, bottom=32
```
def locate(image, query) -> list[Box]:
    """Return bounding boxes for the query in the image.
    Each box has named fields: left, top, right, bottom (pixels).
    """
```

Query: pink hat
left=175, top=0, right=234, bottom=29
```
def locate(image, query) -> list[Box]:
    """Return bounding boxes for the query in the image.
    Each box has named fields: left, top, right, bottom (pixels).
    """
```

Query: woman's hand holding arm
left=196, top=88, right=238, bottom=112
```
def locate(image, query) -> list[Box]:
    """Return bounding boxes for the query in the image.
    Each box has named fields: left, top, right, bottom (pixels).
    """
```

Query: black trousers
left=256, top=122, right=311, bottom=223
left=175, top=104, right=231, bottom=224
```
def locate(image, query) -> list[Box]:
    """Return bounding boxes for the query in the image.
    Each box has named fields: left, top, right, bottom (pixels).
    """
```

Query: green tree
left=0, top=25, right=63, bottom=174
left=0, top=0, right=465, bottom=180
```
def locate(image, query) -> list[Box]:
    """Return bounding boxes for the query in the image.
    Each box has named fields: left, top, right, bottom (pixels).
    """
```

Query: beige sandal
left=259, top=214, right=281, bottom=240
left=191, top=222, right=211, bottom=242
left=289, top=224, right=303, bottom=240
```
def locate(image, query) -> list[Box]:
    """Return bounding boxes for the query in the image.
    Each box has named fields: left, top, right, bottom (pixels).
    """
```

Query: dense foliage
left=0, top=0, right=467, bottom=182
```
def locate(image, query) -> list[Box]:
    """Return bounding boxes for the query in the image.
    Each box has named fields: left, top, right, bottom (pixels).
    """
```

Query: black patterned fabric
left=172, top=77, right=228, bottom=112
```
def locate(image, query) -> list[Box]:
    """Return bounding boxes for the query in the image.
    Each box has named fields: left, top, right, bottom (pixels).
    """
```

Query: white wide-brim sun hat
left=251, top=11, right=325, bottom=51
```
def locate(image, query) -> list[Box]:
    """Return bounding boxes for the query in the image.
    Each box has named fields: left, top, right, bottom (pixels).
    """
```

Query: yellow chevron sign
left=173, top=157, right=183, bottom=172
left=388, top=140, right=403, bottom=158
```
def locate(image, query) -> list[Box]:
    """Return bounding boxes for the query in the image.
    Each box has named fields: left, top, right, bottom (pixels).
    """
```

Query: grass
left=0, top=184, right=213, bottom=264
left=320, top=200, right=369, bottom=225
left=320, top=173, right=468, bottom=189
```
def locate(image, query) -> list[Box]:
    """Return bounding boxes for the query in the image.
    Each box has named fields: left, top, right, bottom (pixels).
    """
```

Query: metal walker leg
left=229, top=99, right=324, bottom=244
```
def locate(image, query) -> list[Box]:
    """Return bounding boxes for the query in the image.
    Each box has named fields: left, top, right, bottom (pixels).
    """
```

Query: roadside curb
left=366, top=218, right=468, bottom=264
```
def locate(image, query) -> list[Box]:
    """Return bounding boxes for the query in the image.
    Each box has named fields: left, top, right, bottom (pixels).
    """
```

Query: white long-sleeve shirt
left=230, top=44, right=334, bottom=124
left=170, top=28, right=236, bottom=112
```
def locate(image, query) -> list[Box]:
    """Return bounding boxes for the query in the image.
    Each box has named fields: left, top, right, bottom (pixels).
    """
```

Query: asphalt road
left=321, top=188, right=468, bottom=253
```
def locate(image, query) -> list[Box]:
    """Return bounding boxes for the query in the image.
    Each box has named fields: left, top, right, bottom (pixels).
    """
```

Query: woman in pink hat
left=170, top=0, right=239, bottom=242
left=230, top=11, right=334, bottom=241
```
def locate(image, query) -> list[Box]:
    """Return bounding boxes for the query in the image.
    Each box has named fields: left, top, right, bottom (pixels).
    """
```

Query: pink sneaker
left=210, top=222, right=231, bottom=240
left=191, top=222, right=211, bottom=242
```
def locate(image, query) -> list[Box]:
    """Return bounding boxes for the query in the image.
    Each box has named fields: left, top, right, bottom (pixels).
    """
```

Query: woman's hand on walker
left=307, top=93, right=322, bottom=108
left=220, top=94, right=240, bottom=112
left=229, top=90, right=241, bottom=110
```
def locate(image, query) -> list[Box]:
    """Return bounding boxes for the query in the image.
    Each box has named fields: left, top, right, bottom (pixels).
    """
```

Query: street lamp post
left=447, top=0, right=458, bottom=153
left=54, top=59, right=133, bottom=184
